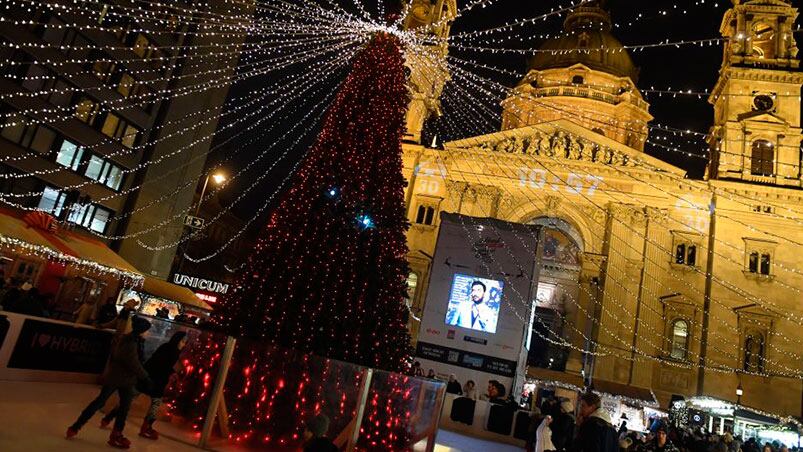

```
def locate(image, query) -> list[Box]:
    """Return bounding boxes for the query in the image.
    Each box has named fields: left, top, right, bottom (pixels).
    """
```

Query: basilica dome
left=528, top=4, right=639, bottom=82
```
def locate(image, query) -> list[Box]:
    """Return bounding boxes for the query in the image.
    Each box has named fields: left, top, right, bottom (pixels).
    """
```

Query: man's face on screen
left=470, top=285, right=485, bottom=304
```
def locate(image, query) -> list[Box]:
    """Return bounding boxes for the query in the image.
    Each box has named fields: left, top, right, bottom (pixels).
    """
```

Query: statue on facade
left=610, top=150, right=624, bottom=166
left=511, top=136, right=524, bottom=154
left=580, top=139, right=593, bottom=161
left=540, top=134, right=552, bottom=156
left=525, top=134, right=540, bottom=155
left=568, top=137, right=582, bottom=160
left=552, top=131, right=567, bottom=158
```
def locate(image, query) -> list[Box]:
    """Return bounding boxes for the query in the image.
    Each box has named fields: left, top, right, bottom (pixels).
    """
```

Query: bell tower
left=707, top=0, right=803, bottom=186
left=402, top=0, right=456, bottom=144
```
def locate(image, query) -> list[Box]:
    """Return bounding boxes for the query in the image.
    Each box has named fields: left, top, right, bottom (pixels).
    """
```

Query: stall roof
left=592, top=380, right=657, bottom=407
left=141, top=276, right=213, bottom=311
left=0, top=208, right=142, bottom=283
left=735, top=408, right=780, bottom=425
left=527, top=367, right=657, bottom=407
left=56, top=231, right=139, bottom=274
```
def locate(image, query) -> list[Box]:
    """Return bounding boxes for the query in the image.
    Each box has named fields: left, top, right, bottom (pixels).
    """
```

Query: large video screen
left=444, top=274, right=504, bottom=334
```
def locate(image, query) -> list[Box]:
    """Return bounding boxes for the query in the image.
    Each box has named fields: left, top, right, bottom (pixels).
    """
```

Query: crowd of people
left=0, top=279, right=52, bottom=317
left=527, top=392, right=800, bottom=452
left=0, top=277, right=207, bottom=328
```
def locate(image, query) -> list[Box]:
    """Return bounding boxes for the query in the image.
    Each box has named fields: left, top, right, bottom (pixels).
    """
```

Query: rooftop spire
left=564, top=1, right=612, bottom=33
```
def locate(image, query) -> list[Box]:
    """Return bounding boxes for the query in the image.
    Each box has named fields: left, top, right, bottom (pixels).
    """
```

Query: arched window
left=751, top=22, right=775, bottom=59
left=675, top=244, right=686, bottom=264
left=750, top=140, right=774, bottom=176
left=415, top=205, right=436, bottom=225
left=571, top=75, right=584, bottom=85
left=406, top=272, right=419, bottom=306
left=744, top=333, right=765, bottom=373
left=748, top=251, right=759, bottom=273
left=670, top=320, right=689, bottom=360
left=592, top=127, right=605, bottom=137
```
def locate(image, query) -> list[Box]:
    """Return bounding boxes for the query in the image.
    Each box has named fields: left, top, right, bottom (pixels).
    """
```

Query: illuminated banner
left=416, top=213, right=543, bottom=394
left=416, top=341, right=517, bottom=377
left=172, top=273, right=231, bottom=294
left=8, top=318, right=112, bottom=373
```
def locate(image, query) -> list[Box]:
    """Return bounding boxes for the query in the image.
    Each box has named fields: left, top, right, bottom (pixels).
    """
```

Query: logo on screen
left=444, top=274, right=504, bottom=334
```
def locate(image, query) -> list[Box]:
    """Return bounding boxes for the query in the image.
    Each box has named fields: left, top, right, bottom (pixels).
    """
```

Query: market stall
left=119, top=275, right=212, bottom=324
left=525, top=369, right=661, bottom=433
left=0, top=208, right=142, bottom=319
left=673, top=396, right=802, bottom=446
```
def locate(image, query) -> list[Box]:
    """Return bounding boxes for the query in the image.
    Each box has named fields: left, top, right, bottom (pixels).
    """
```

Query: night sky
left=212, top=0, right=731, bottom=218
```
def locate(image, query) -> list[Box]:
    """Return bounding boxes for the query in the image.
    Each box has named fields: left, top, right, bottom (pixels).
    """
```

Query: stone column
left=594, top=203, right=646, bottom=383
left=630, top=207, right=671, bottom=388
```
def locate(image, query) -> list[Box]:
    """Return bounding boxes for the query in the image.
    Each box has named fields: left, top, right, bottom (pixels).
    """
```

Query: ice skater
left=66, top=316, right=152, bottom=449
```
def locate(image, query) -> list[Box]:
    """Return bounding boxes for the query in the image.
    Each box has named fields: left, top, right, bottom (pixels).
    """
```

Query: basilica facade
left=401, top=0, right=803, bottom=417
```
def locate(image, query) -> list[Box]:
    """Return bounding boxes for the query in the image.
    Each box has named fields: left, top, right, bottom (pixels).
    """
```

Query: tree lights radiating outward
left=170, top=33, right=415, bottom=449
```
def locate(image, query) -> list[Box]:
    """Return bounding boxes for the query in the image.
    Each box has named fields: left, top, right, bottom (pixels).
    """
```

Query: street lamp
left=733, top=383, right=744, bottom=435
left=196, top=171, right=226, bottom=216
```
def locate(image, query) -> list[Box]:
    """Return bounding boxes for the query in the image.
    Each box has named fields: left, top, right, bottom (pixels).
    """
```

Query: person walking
left=99, top=299, right=138, bottom=334
left=535, top=415, right=556, bottom=452
left=551, top=399, right=576, bottom=451
left=643, top=425, right=679, bottom=451
left=96, top=297, right=119, bottom=325
left=66, top=316, right=152, bottom=449
left=101, top=331, right=188, bottom=440
left=571, top=392, right=618, bottom=452
left=74, top=299, right=98, bottom=325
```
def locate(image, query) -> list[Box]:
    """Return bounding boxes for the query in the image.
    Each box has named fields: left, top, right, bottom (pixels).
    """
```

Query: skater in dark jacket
left=66, top=316, right=152, bottom=449
left=102, top=331, right=188, bottom=440
left=571, top=392, right=618, bottom=452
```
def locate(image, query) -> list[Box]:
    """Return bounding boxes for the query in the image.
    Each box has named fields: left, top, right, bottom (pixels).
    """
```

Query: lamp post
left=733, top=383, right=744, bottom=435
left=195, top=171, right=226, bottom=216
left=177, top=171, right=227, bottom=274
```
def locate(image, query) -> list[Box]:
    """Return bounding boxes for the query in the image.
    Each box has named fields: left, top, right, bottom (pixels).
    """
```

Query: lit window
left=55, top=140, right=84, bottom=170
left=117, top=73, right=135, bottom=97
left=132, top=34, right=152, bottom=58
left=406, top=272, right=418, bottom=304
left=85, top=155, right=105, bottom=180
left=67, top=202, right=91, bottom=225
left=670, top=319, right=689, bottom=360
left=121, top=124, right=139, bottom=148
left=92, top=58, right=116, bottom=82
left=37, top=186, right=65, bottom=216
left=106, top=165, right=123, bottom=190
left=750, top=140, right=774, bottom=176
left=75, top=98, right=98, bottom=124
left=101, top=113, right=120, bottom=138
left=89, top=207, right=110, bottom=233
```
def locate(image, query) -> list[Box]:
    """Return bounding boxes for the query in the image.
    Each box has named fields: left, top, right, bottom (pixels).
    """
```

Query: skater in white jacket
left=535, top=415, right=556, bottom=452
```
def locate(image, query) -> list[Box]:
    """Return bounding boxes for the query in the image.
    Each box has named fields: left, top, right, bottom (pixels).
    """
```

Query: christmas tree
left=170, top=33, right=416, bottom=449
left=220, top=31, right=413, bottom=370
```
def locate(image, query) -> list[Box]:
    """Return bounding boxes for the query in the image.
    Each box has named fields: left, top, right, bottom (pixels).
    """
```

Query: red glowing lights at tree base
left=168, top=33, right=416, bottom=449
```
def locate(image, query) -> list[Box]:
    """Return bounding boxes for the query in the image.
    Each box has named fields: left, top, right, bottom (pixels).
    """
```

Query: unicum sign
left=172, top=273, right=230, bottom=294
